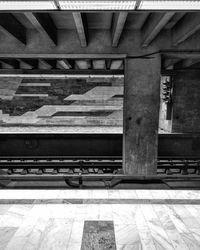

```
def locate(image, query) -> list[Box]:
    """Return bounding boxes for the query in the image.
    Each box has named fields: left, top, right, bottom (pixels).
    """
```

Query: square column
left=123, top=56, right=161, bottom=175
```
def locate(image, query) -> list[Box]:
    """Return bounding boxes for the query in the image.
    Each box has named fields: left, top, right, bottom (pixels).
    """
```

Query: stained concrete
left=123, top=56, right=161, bottom=176
left=172, top=70, right=200, bottom=133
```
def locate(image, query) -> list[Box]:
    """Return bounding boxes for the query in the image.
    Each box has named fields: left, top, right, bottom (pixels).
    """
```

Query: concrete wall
left=0, top=76, right=124, bottom=133
left=1, top=133, right=199, bottom=157
left=172, top=71, right=200, bottom=133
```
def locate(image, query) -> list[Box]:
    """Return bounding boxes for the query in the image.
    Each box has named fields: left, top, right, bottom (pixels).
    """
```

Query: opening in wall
left=159, top=75, right=173, bottom=133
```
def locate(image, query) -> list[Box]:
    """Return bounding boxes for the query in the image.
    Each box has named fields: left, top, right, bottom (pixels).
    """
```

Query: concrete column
left=123, top=56, right=161, bottom=175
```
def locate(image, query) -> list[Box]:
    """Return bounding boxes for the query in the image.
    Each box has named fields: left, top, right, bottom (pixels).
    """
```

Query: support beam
left=57, top=59, right=72, bottom=69
left=142, top=12, right=175, bottom=47
left=72, top=12, right=87, bottom=47
left=0, top=14, right=26, bottom=45
left=162, top=51, right=200, bottom=60
left=75, top=60, right=91, bottom=69
left=38, top=59, right=54, bottom=69
left=123, top=56, right=161, bottom=175
left=112, top=12, right=128, bottom=47
left=92, top=60, right=106, bottom=69
left=0, top=69, right=123, bottom=76
left=179, top=58, right=200, bottom=68
left=173, top=13, right=200, bottom=46
left=24, top=13, right=57, bottom=46
left=0, top=54, right=126, bottom=60
left=163, top=58, right=181, bottom=69
left=17, top=59, right=38, bottom=69
left=110, top=60, right=123, bottom=70
left=165, top=12, right=185, bottom=29
left=0, top=59, right=19, bottom=69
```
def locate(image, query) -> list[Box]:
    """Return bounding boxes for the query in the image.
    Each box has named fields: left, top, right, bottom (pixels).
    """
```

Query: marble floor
left=0, top=189, right=200, bottom=250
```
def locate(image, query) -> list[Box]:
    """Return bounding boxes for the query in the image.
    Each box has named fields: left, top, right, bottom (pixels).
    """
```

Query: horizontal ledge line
left=0, top=54, right=127, bottom=59
left=0, top=198, right=199, bottom=205
left=15, top=94, right=48, bottom=97
left=20, top=83, right=51, bottom=86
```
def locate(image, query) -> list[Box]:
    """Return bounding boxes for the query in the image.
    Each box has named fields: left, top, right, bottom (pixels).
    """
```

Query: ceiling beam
left=17, top=59, right=38, bottom=69
left=24, top=13, right=57, bottom=46
left=38, top=59, right=55, bottom=69
left=0, top=69, right=124, bottom=76
left=92, top=60, right=106, bottom=69
left=75, top=60, right=91, bottom=69
left=165, top=12, right=185, bottom=29
left=0, top=14, right=26, bottom=45
left=161, top=68, right=200, bottom=76
left=0, top=54, right=126, bottom=59
left=110, top=60, right=123, bottom=70
left=161, top=51, right=200, bottom=59
left=182, top=59, right=200, bottom=68
left=142, top=12, right=175, bottom=47
left=173, top=13, right=200, bottom=46
left=176, top=58, right=200, bottom=68
left=72, top=12, right=87, bottom=47
left=163, top=58, right=181, bottom=69
left=112, top=12, right=128, bottom=47
left=57, top=59, right=72, bottom=69
left=0, top=59, right=19, bottom=69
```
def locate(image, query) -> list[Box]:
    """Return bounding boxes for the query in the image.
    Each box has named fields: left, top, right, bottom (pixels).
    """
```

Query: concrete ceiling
left=0, top=11, right=200, bottom=72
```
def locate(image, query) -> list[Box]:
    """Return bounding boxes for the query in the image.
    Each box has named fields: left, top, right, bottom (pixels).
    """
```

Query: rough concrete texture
left=0, top=77, right=123, bottom=132
left=123, top=56, right=161, bottom=176
left=172, top=71, right=200, bottom=133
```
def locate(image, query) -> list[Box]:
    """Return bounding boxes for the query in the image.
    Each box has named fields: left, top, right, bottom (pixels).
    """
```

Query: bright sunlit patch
left=138, top=0, right=200, bottom=10
left=0, top=0, right=57, bottom=10
left=59, top=0, right=136, bottom=10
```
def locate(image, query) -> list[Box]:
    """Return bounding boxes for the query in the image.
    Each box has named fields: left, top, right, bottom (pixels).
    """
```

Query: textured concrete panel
left=123, top=56, right=161, bottom=176
left=0, top=77, right=124, bottom=132
left=172, top=71, right=200, bottom=133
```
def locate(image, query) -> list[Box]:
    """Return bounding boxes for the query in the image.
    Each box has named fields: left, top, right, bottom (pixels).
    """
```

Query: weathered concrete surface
left=0, top=29, right=170, bottom=56
left=123, top=56, right=161, bottom=176
left=172, top=70, right=200, bottom=133
left=0, top=77, right=123, bottom=133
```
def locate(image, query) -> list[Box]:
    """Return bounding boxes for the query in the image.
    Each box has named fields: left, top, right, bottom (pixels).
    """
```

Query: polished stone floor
left=0, top=189, right=200, bottom=250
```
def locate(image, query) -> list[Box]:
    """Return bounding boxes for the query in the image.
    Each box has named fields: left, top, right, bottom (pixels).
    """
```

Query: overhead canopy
left=0, top=0, right=200, bottom=11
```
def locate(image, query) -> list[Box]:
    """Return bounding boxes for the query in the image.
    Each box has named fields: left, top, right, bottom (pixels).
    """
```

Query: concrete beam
left=0, top=29, right=170, bottom=56
left=0, top=14, right=26, bottom=45
left=0, top=54, right=126, bottom=59
left=0, top=69, right=123, bottom=76
left=112, top=12, right=128, bottom=47
left=173, top=13, right=200, bottom=46
left=142, top=12, right=175, bottom=47
left=176, top=58, right=200, bottom=68
left=75, top=60, right=91, bottom=69
left=72, top=12, right=87, bottom=47
left=110, top=60, right=123, bottom=70
left=182, top=59, right=200, bottom=68
left=163, top=58, right=181, bottom=69
left=0, top=59, right=19, bottom=69
left=57, top=59, right=72, bottom=69
left=24, top=13, right=57, bottom=46
left=38, top=59, right=54, bottom=69
left=165, top=12, right=185, bottom=29
left=162, top=51, right=200, bottom=60
left=17, top=59, right=38, bottom=69
left=92, top=60, right=106, bottom=69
